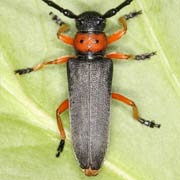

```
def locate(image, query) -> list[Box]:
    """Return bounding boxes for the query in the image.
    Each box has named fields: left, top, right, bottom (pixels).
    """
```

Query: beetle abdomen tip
left=83, top=168, right=99, bottom=176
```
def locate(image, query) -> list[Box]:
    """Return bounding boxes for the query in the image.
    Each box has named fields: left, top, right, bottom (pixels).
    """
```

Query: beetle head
left=42, top=0, right=134, bottom=32
left=76, top=12, right=106, bottom=32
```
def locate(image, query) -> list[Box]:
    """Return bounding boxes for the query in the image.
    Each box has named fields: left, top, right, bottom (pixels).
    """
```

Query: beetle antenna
left=102, top=0, right=134, bottom=18
left=42, top=0, right=77, bottom=19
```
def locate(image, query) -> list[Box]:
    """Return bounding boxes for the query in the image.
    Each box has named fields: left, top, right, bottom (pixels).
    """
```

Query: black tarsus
left=124, top=10, right=142, bottom=20
left=42, top=0, right=77, bottom=19
left=14, top=68, right=33, bottom=75
left=138, top=118, right=161, bottom=128
left=49, top=12, right=65, bottom=26
left=56, top=139, right=65, bottom=157
left=103, top=0, right=134, bottom=18
left=135, top=52, right=157, bottom=61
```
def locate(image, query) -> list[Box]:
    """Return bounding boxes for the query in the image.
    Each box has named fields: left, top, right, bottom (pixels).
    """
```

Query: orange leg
left=107, top=17, right=127, bottom=44
left=107, top=11, right=142, bottom=45
left=57, top=24, right=74, bottom=45
left=112, top=93, right=139, bottom=120
left=49, top=12, right=74, bottom=45
left=56, top=99, right=69, bottom=157
left=112, top=93, right=161, bottom=128
left=105, top=12, right=156, bottom=61
left=15, top=55, right=75, bottom=75
left=106, top=52, right=134, bottom=60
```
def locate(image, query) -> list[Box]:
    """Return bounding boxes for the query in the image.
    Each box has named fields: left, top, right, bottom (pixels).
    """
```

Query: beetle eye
left=96, top=20, right=101, bottom=25
left=77, top=19, right=84, bottom=25
left=80, top=20, right=84, bottom=25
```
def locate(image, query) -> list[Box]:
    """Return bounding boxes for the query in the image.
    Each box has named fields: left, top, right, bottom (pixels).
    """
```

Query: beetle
left=15, top=0, right=161, bottom=176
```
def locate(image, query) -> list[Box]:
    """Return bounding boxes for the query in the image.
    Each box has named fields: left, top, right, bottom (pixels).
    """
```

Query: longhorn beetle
left=15, top=0, right=161, bottom=176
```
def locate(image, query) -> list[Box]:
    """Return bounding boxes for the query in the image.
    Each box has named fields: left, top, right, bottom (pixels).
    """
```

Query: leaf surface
left=0, top=0, right=180, bottom=180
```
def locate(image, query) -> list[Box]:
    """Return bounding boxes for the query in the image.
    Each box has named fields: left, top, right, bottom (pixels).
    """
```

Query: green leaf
left=1, top=0, right=180, bottom=180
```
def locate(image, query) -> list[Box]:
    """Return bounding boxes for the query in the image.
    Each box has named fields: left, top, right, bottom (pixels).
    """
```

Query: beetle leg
left=112, top=93, right=161, bottom=128
left=107, top=17, right=127, bottom=44
left=49, top=11, right=74, bottom=45
left=56, top=99, right=69, bottom=157
left=106, top=52, right=133, bottom=60
left=107, top=10, right=142, bottom=44
left=57, top=23, right=74, bottom=46
left=15, top=55, right=74, bottom=75
left=105, top=51, right=156, bottom=60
